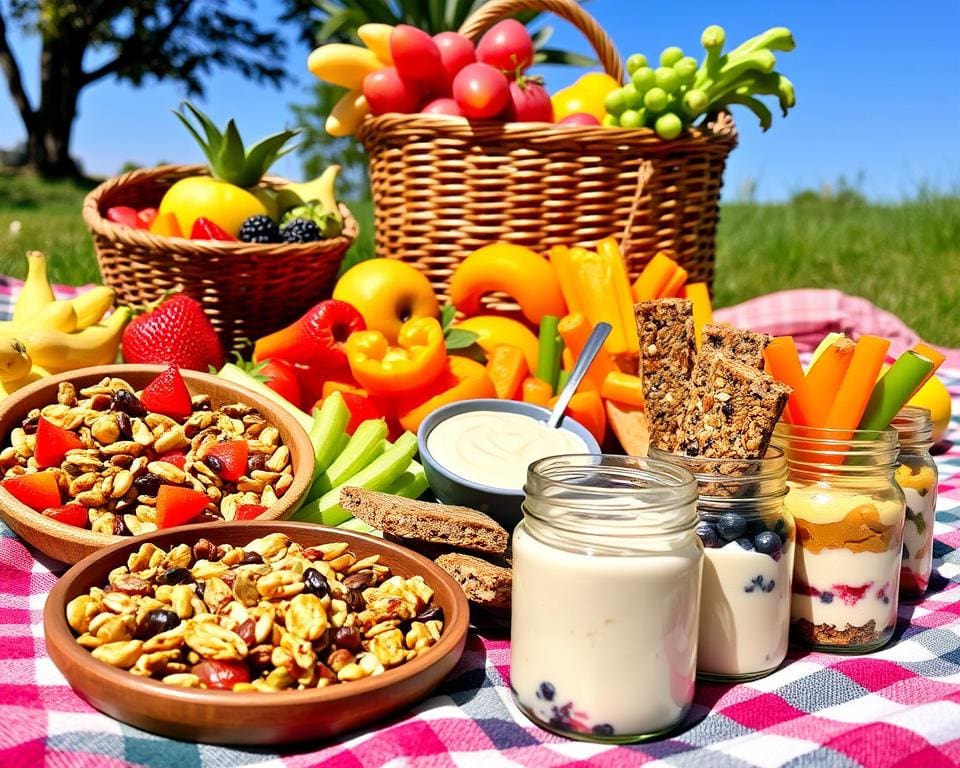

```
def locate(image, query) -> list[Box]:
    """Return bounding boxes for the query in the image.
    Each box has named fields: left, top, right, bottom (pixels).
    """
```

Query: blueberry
left=735, top=537, right=755, bottom=551
left=696, top=522, right=720, bottom=548
left=717, top=513, right=747, bottom=541
left=592, top=723, right=615, bottom=736
left=820, top=591, right=834, bottom=604
left=538, top=682, right=556, bottom=701
left=303, top=568, right=329, bottom=598
left=754, top=531, right=782, bottom=557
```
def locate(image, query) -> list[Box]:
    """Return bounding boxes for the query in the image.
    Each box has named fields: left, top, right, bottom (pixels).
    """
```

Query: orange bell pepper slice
left=521, top=376, right=552, bottom=406
left=600, top=371, right=645, bottom=408
left=486, top=344, right=528, bottom=400
left=149, top=212, right=183, bottom=238
left=345, top=316, right=447, bottom=396
left=396, top=355, right=496, bottom=433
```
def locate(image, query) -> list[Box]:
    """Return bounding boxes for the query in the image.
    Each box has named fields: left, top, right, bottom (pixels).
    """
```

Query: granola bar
left=635, top=298, right=696, bottom=452
left=679, top=355, right=791, bottom=459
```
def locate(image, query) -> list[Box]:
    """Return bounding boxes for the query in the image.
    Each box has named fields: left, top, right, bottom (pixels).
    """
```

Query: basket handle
left=458, top=0, right=623, bottom=82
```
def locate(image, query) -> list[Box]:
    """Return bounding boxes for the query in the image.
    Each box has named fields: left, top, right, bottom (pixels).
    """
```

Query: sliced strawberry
left=2, top=471, right=61, bottom=511
left=140, top=365, right=193, bottom=420
left=42, top=503, right=88, bottom=528
left=157, top=451, right=187, bottom=469
left=137, top=207, right=158, bottom=227
left=156, top=485, right=210, bottom=529
left=34, top=417, right=84, bottom=468
left=191, top=217, right=237, bottom=241
left=106, top=206, right=146, bottom=229
left=202, top=440, right=249, bottom=483
left=235, top=503, right=268, bottom=520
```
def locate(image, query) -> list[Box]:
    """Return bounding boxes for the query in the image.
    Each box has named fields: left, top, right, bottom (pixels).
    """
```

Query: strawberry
left=157, top=451, right=187, bottom=469
left=34, top=417, right=84, bottom=468
left=235, top=503, right=267, bottom=520
left=2, top=471, right=61, bottom=511
left=191, top=217, right=237, bottom=241
left=106, top=206, right=146, bottom=229
left=121, top=293, right=224, bottom=371
left=141, top=365, right=193, bottom=421
left=201, top=440, right=249, bottom=483
left=156, top=485, right=210, bottom=529
left=42, top=503, right=88, bottom=528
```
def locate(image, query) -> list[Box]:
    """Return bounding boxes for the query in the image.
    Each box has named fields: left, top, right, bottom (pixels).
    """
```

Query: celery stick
left=292, top=432, right=418, bottom=526
left=337, top=517, right=381, bottom=535
left=310, top=391, right=350, bottom=475
left=310, top=418, right=388, bottom=498
left=385, top=459, right=429, bottom=499
left=536, top=315, right=562, bottom=394
left=217, top=362, right=313, bottom=432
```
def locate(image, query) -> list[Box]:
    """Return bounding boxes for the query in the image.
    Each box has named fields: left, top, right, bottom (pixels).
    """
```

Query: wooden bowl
left=44, top=520, right=469, bottom=744
left=0, top=364, right=314, bottom=564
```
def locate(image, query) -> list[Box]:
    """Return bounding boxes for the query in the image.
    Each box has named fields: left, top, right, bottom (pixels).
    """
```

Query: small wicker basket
left=358, top=0, right=737, bottom=308
left=82, top=164, right=359, bottom=351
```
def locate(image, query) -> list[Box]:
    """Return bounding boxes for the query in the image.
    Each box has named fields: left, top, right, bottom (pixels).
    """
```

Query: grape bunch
left=604, top=26, right=797, bottom=139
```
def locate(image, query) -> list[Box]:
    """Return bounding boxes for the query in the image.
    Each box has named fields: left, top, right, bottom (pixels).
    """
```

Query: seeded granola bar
left=679, top=355, right=791, bottom=459
left=635, top=298, right=696, bottom=452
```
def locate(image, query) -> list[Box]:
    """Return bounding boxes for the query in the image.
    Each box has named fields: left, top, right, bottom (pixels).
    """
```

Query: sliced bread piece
left=434, top=552, right=513, bottom=611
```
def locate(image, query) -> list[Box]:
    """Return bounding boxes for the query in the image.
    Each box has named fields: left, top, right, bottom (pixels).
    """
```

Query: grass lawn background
left=1, top=171, right=957, bottom=348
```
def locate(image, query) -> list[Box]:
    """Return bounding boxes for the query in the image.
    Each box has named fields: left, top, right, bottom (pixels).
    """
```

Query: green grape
left=682, top=88, right=709, bottom=117
left=622, top=83, right=643, bottom=110
left=604, top=88, right=627, bottom=117
left=655, top=112, right=683, bottom=140
left=673, top=56, right=698, bottom=85
left=625, top=53, right=648, bottom=75
left=654, top=66, right=682, bottom=94
left=619, top=109, right=643, bottom=129
left=643, top=86, right=669, bottom=113
left=630, top=66, right=656, bottom=94
left=602, top=113, right=619, bottom=127
left=660, top=46, right=684, bottom=67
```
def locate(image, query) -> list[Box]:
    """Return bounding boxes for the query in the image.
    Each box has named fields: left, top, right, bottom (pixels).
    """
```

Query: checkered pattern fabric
left=1, top=283, right=959, bottom=766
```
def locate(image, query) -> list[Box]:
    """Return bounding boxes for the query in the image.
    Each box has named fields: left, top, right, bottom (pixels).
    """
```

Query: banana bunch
left=307, top=23, right=394, bottom=137
left=0, top=251, right=131, bottom=393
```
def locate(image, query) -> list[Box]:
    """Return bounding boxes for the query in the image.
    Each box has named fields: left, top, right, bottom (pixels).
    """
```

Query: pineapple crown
left=174, top=101, right=301, bottom=188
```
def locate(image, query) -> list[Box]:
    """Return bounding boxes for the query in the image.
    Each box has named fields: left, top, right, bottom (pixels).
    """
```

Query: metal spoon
left=545, top=321, right=612, bottom=429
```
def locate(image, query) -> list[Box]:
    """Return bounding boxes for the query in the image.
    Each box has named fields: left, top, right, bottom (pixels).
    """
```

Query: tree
left=0, top=1, right=288, bottom=177
left=281, top=0, right=593, bottom=192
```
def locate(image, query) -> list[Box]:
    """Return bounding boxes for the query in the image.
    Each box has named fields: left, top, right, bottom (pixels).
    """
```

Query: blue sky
left=2, top=0, right=959, bottom=201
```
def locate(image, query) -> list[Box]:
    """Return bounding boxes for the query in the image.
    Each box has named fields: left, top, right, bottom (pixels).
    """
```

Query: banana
left=326, top=90, right=370, bottom=137
left=16, top=299, right=78, bottom=333
left=13, top=250, right=56, bottom=323
left=0, top=338, right=49, bottom=396
left=357, top=23, right=394, bottom=65
left=71, top=285, right=116, bottom=328
left=275, top=165, right=342, bottom=221
left=18, top=306, right=131, bottom=373
left=307, top=44, right=380, bottom=90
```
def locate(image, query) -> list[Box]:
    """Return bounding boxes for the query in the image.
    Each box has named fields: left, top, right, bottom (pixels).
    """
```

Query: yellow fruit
left=333, top=259, right=439, bottom=344
left=13, top=250, right=56, bottom=323
left=551, top=72, right=621, bottom=123
left=158, top=177, right=272, bottom=237
left=326, top=91, right=370, bottom=137
left=307, top=44, right=381, bottom=90
left=454, top=315, right=540, bottom=373
left=358, top=23, right=394, bottom=64
left=908, top=373, right=952, bottom=443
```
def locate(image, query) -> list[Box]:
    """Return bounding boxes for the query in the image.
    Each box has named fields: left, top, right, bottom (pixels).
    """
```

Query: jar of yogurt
left=651, top=447, right=794, bottom=681
left=892, top=406, right=938, bottom=599
left=510, top=455, right=702, bottom=743
left=772, top=424, right=905, bottom=653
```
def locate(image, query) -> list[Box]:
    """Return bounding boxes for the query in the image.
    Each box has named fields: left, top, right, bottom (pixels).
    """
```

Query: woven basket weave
left=358, top=0, right=737, bottom=309
left=82, top=164, right=358, bottom=351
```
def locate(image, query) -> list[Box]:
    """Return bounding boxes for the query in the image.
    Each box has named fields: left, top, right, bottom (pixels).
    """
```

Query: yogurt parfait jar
left=772, top=424, right=906, bottom=652
left=510, top=455, right=702, bottom=743
left=892, top=407, right=938, bottom=599
left=652, top=447, right=794, bottom=681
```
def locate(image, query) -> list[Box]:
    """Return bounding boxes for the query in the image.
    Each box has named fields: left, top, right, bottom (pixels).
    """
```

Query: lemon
left=908, top=373, right=952, bottom=443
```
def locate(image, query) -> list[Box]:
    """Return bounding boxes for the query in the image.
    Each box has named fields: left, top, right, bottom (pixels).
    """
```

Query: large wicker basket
left=82, top=164, right=359, bottom=351
left=358, top=0, right=737, bottom=308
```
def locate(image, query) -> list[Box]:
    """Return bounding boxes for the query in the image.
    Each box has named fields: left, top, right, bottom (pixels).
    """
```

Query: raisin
left=721, top=401, right=735, bottom=418
left=115, top=411, right=132, bottom=440
left=204, top=455, right=223, bottom=474
left=112, top=514, right=129, bottom=536
left=234, top=618, right=256, bottom=646
left=192, top=538, right=215, bottom=560
left=344, top=588, right=365, bottom=613
left=415, top=606, right=444, bottom=624
left=334, top=625, right=362, bottom=652
left=136, top=609, right=181, bottom=639
left=20, top=415, right=39, bottom=435
left=134, top=472, right=161, bottom=497
left=112, top=389, right=147, bottom=417
left=342, top=571, right=375, bottom=590
left=302, top=568, right=329, bottom=598
left=162, top=567, right=193, bottom=585
left=241, top=551, right=263, bottom=565
left=247, top=454, right=267, bottom=473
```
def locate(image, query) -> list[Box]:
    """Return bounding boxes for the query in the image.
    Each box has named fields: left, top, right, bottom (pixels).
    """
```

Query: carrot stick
left=597, top=237, right=639, bottom=354
left=683, top=282, right=713, bottom=349
left=522, top=376, right=552, bottom=407
left=801, top=336, right=855, bottom=427
left=763, top=336, right=809, bottom=425
left=662, top=264, right=688, bottom=297
left=858, top=350, right=934, bottom=431
left=631, top=252, right=680, bottom=302
left=600, top=371, right=645, bottom=407
left=548, top=245, right=582, bottom=315
left=910, top=342, right=946, bottom=398
left=558, top=312, right=618, bottom=391
left=824, top=335, right=891, bottom=432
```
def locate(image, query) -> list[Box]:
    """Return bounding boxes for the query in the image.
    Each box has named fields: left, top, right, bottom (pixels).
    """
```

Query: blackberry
left=280, top=217, right=321, bottom=243
left=238, top=214, right=281, bottom=243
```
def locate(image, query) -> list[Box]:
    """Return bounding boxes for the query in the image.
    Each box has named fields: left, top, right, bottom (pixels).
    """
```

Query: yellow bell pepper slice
left=345, top=316, right=447, bottom=396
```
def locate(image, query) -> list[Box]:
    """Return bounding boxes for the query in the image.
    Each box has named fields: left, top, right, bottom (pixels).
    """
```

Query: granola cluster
left=65, top=532, right=444, bottom=691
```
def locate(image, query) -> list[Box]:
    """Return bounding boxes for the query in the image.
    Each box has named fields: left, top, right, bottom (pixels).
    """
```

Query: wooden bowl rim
left=43, top=520, right=469, bottom=711
left=0, top=364, right=314, bottom=553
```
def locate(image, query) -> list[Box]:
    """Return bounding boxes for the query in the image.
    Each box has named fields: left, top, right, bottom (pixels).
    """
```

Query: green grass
left=1, top=171, right=957, bottom=347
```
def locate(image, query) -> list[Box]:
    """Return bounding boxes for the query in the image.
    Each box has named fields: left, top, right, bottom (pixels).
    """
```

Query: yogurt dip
left=896, top=464, right=937, bottom=596
left=426, top=410, right=587, bottom=490
left=786, top=486, right=904, bottom=648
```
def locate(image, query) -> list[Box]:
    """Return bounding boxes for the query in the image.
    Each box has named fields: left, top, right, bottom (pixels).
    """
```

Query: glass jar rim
left=523, top=453, right=699, bottom=536
left=772, top=422, right=900, bottom=473
left=648, top=445, right=788, bottom=502
left=891, top=406, right=934, bottom=450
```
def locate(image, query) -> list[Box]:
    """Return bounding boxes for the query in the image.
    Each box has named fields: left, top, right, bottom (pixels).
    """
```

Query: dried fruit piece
left=140, top=365, right=193, bottom=420
left=42, top=503, right=88, bottom=528
left=156, top=485, right=210, bottom=529
left=34, top=417, right=84, bottom=468
left=202, top=440, right=249, bottom=482
left=2, top=470, right=61, bottom=511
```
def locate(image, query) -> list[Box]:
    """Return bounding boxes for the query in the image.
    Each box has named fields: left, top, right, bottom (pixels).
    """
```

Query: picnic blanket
left=1, top=282, right=959, bottom=767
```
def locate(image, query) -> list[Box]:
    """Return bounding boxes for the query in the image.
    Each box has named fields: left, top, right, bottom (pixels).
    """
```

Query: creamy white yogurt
left=427, top=410, right=587, bottom=490
left=901, top=485, right=935, bottom=595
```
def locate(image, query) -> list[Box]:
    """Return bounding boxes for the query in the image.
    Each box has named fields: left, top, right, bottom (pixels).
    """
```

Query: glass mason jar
left=651, top=447, right=794, bottom=681
left=772, top=424, right=905, bottom=653
left=510, top=454, right=702, bottom=743
left=892, top=406, right=938, bottom=599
